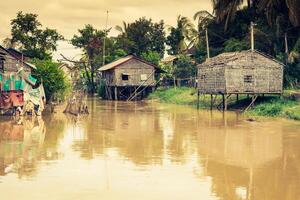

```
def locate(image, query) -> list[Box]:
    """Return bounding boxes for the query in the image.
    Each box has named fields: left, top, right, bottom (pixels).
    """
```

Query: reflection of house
left=0, top=118, right=46, bottom=177
left=98, top=55, right=164, bottom=100
left=0, top=45, right=39, bottom=112
left=197, top=122, right=286, bottom=200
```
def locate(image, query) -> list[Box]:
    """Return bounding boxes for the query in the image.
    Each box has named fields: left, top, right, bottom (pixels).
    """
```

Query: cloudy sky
left=0, top=0, right=212, bottom=60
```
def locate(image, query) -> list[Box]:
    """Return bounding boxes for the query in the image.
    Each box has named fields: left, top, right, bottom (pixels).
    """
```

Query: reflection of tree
left=71, top=101, right=164, bottom=165
left=196, top=117, right=300, bottom=200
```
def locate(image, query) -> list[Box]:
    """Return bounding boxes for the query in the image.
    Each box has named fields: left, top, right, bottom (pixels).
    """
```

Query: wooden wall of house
left=103, top=70, right=115, bottom=86
left=113, top=59, right=156, bottom=87
left=225, top=53, right=283, bottom=94
left=1, top=53, right=31, bottom=73
left=198, top=66, right=226, bottom=94
left=198, top=52, right=283, bottom=94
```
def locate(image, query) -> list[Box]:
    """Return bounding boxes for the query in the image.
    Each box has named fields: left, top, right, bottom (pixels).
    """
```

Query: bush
left=97, top=80, right=106, bottom=98
left=31, top=59, right=70, bottom=101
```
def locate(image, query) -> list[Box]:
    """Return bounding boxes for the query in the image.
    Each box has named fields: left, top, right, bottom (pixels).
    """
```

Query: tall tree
left=166, top=15, right=196, bottom=55
left=116, top=18, right=165, bottom=57
left=71, top=24, right=105, bottom=93
left=10, top=11, right=63, bottom=59
left=211, top=0, right=244, bottom=31
left=257, top=0, right=300, bottom=27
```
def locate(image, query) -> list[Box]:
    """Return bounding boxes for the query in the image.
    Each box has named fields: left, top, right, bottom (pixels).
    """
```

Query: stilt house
left=98, top=55, right=164, bottom=100
left=197, top=50, right=284, bottom=109
left=0, top=45, right=45, bottom=114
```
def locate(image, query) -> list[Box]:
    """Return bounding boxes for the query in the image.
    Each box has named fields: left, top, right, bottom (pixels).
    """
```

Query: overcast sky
left=0, top=0, right=212, bottom=60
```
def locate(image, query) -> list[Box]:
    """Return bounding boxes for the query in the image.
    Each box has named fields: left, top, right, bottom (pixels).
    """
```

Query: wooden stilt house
left=197, top=50, right=284, bottom=110
left=98, top=55, right=164, bottom=101
left=0, top=45, right=45, bottom=115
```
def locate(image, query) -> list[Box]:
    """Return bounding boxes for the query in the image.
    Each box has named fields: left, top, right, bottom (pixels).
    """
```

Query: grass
left=148, top=87, right=300, bottom=121
left=148, top=87, right=198, bottom=106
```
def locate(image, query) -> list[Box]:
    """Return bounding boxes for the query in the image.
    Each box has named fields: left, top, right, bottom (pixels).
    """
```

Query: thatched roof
left=198, top=50, right=284, bottom=68
left=161, top=55, right=177, bottom=64
left=98, top=55, right=164, bottom=72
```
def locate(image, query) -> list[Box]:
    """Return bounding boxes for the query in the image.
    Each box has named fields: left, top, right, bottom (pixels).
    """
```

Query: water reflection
left=0, top=99, right=299, bottom=200
left=0, top=117, right=46, bottom=177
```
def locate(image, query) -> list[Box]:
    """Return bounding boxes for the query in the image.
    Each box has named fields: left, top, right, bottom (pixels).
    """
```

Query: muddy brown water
left=0, top=98, right=299, bottom=200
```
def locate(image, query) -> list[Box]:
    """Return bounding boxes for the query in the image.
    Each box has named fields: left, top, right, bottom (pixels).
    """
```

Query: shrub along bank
left=148, top=87, right=300, bottom=121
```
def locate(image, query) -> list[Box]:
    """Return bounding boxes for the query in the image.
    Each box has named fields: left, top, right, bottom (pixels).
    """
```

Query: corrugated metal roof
left=161, top=55, right=177, bottom=63
left=98, top=55, right=165, bottom=73
left=98, top=55, right=134, bottom=71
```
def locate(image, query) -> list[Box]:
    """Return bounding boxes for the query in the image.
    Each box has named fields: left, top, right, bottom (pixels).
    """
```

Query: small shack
left=0, top=45, right=45, bottom=115
left=197, top=50, right=284, bottom=110
left=98, top=55, right=163, bottom=101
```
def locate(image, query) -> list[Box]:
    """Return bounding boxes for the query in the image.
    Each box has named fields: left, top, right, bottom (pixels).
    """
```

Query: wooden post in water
left=236, top=94, right=239, bottom=102
left=222, top=94, right=225, bottom=111
left=210, top=94, right=213, bottom=110
left=114, top=87, right=118, bottom=100
left=197, top=90, right=200, bottom=110
left=225, top=95, right=228, bottom=111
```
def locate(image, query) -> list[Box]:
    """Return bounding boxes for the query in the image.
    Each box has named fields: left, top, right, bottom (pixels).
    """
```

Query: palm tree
left=166, top=15, right=197, bottom=54
left=257, top=0, right=300, bottom=27
left=192, top=11, right=215, bottom=46
left=115, top=21, right=128, bottom=36
left=211, top=0, right=244, bottom=31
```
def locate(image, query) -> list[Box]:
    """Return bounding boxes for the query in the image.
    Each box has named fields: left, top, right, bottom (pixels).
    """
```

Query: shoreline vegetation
left=148, top=87, right=300, bottom=121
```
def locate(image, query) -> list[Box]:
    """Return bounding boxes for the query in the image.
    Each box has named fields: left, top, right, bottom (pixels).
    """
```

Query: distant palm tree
left=192, top=11, right=215, bottom=46
left=115, top=21, right=128, bottom=36
left=168, top=15, right=197, bottom=53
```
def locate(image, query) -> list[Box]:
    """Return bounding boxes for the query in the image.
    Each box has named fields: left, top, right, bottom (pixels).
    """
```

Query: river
left=0, top=98, right=299, bottom=200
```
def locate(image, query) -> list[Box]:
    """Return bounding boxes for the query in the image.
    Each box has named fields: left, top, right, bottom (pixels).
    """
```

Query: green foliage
left=10, top=12, right=63, bottom=59
left=159, top=64, right=174, bottom=79
left=247, top=97, right=300, bottom=120
left=166, top=27, right=184, bottom=55
left=31, top=59, right=70, bottom=101
left=224, top=38, right=248, bottom=52
left=173, top=54, right=197, bottom=79
left=148, top=87, right=198, bottom=106
left=71, top=24, right=105, bottom=58
left=166, top=15, right=196, bottom=55
left=116, top=18, right=165, bottom=57
left=141, top=51, right=161, bottom=65
left=71, top=24, right=106, bottom=93
left=97, top=79, right=106, bottom=98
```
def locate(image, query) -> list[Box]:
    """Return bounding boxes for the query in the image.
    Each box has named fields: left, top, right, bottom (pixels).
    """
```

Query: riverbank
left=148, top=87, right=300, bottom=120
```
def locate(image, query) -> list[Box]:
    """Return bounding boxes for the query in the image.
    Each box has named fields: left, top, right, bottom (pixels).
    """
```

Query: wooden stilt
left=224, top=94, right=228, bottom=111
left=114, top=87, right=118, bottom=100
left=197, top=90, right=200, bottom=110
left=236, top=94, right=239, bottom=102
left=222, top=94, right=225, bottom=111
left=210, top=94, right=213, bottom=110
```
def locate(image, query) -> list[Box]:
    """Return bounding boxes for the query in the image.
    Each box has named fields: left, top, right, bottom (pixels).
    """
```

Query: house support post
left=197, top=90, right=200, bottom=110
left=210, top=94, right=213, bottom=110
left=225, top=95, right=228, bottom=111
left=236, top=94, right=239, bottom=102
left=114, top=87, right=118, bottom=100
left=222, top=94, right=227, bottom=111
